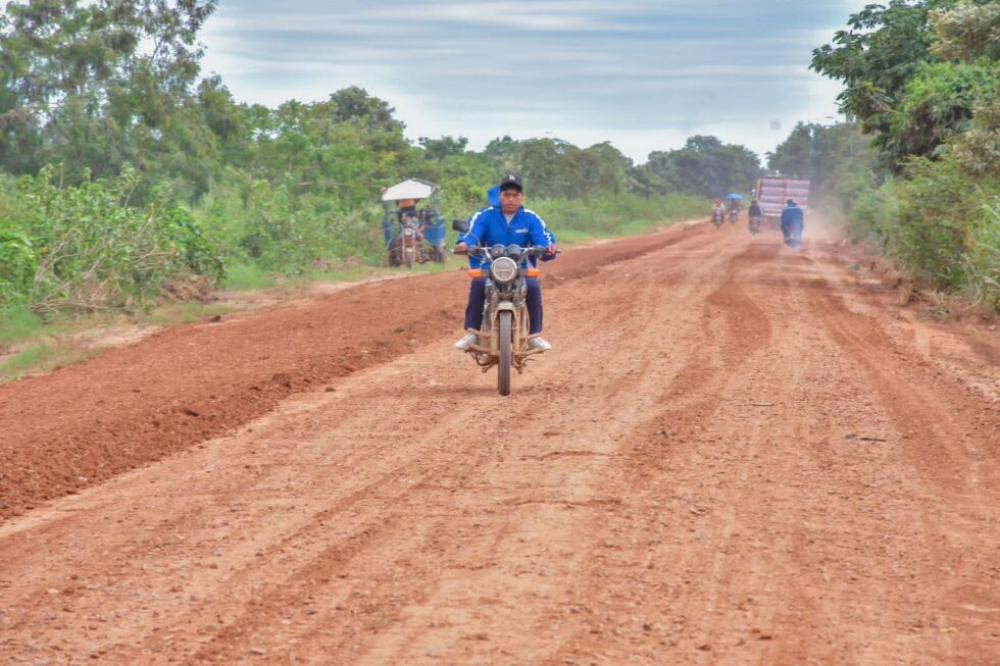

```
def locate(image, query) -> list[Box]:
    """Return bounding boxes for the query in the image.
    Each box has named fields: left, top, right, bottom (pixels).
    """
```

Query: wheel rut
left=1, top=223, right=998, bottom=665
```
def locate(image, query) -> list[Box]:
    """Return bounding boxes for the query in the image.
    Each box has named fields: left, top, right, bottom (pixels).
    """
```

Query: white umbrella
left=381, top=178, right=438, bottom=202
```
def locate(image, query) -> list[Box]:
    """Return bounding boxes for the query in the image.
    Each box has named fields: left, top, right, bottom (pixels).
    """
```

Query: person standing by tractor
left=453, top=174, right=557, bottom=351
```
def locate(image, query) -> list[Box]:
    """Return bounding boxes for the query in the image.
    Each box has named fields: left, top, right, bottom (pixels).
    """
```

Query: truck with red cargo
left=755, top=177, right=810, bottom=227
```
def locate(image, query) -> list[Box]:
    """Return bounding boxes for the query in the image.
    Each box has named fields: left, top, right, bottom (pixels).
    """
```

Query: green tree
left=952, top=82, right=1000, bottom=175
left=884, top=60, right=997, bottom=164
left=483, top=135, right=516, bottom=158
left=327, top=86, right=404, bottom=133
left=930, top=0, right=1000, bottom=176
left=419, top=135, right=468, bottom=160
left=931, top=0, right=1000, bottom=60
left=812, top=1, right=954, bottom=124
left=638, top=135, right=761, bottom=197
left=0, top=0, right=219, bottom=189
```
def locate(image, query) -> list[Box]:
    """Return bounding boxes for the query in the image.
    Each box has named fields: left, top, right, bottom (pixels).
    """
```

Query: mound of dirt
left=160, top=275, right=214, bottom=302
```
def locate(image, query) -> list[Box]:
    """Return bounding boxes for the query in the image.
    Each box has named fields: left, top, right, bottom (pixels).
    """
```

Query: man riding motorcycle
left=454, top=174, right=557, bottom=351
left=748, top=199, right=763, bottom=233
left=781, top=199, right=804, bottom=246
left=727, top=198, right=741, bottom=222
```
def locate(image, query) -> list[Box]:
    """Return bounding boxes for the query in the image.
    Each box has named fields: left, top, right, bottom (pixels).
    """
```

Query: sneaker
left=527, top=337, right=551, bottom=351
left=454, top=333, right=478, bottom=350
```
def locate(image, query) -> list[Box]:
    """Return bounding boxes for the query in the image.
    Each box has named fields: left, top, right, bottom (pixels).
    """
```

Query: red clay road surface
left=1, top=219, right=998, bottom=665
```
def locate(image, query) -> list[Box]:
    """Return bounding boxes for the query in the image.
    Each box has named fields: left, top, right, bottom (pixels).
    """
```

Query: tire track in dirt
left=544, top=237, right=999, bottom=665
left=1, top=224, right=998, bottom=665
left=0, top=224, right=727, bottom=664
left=146, top=228, right=731, bottom=664
left=810, top=285, right=1000, bottom=499
left=0, top=222, right=706, bottom=521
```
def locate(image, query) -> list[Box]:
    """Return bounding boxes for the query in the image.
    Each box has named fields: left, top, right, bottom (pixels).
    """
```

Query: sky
left=199, top=0, right=870, bottom=165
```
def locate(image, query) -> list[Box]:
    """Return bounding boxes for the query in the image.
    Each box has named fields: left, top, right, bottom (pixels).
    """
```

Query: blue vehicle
left=380, top=179, right=447, bottom=267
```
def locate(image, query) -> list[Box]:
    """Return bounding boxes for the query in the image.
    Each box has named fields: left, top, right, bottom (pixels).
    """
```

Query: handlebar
left=453, top=244, right=556, bottom=260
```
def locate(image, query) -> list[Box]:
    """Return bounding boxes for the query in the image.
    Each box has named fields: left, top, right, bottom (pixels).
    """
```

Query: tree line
left=0, top=0, right=766, bottom=314
left=769, top=0, right=998, bottom=311
left=10, top=1, right=995, bottom=317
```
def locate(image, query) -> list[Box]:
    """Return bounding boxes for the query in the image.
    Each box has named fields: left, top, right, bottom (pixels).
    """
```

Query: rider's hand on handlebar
left=454, top=242, right=468, bottom=255
left=545, top=245, right=557, bottom=256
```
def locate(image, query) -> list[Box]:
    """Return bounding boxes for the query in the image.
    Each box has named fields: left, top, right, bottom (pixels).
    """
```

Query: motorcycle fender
left=491, top=302, right=522, bottom=353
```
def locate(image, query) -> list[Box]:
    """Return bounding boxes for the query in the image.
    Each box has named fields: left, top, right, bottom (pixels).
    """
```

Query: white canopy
left=381, top=178, right=439, bottom=202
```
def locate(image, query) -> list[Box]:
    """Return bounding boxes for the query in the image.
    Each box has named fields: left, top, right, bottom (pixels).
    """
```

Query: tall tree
left=637, top=135, right=761, bottom=198
left=0, top=0, right=218, bottom=187
left=327, top=86, right=404, bottom=133
left=809, top=0, right=1000, bottom=171
left=811, top=1, right=955, bottom=128
left=419, top=135, right=468, bottom=160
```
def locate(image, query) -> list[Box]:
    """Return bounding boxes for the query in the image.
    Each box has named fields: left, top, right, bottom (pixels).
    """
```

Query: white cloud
left=199, top=0, right=870, bottom=163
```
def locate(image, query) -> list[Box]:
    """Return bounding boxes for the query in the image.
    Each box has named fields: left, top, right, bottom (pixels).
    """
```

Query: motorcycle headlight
left=490, top=257, right=518, bottom=283
left=403, top=228, right=415, bottom=237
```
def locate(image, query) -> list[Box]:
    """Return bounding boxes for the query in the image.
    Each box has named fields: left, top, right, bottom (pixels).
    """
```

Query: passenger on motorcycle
left=748, top=199, right=762, bottom=219
left=454, top=174, right=557, bottom=351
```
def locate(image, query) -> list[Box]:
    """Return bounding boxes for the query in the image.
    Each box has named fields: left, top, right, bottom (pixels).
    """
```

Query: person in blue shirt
left=780, top=199, right=804, bottom=246
left=454, top=174, right=557, bottom=351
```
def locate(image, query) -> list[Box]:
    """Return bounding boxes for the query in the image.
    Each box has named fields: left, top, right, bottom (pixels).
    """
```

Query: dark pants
left=464, top=277, right=543, bottom=335
left=781, top=220, right=803, bottom=243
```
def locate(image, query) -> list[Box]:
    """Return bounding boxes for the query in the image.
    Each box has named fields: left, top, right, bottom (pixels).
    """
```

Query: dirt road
left=2, top=220, right=998, bottom=665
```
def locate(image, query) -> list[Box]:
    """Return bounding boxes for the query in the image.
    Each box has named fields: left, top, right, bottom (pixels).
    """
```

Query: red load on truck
left=755, top=177, right=810, bottom=226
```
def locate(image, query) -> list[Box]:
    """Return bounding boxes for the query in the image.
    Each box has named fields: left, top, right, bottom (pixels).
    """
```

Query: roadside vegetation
left=0, top=1, right=750, bottom=338
left=771, top=0, right=1000, bottom=312
left=3, top=0, right=995, bottom=364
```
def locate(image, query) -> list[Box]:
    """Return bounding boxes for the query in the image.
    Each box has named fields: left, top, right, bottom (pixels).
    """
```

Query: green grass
left=0, top=304, right=47, bottom=345
left=222, top=262, right=278, bottom=290
left=136, top=301, right=238, bottom=327
left=555, top=216, right=680, bottom=246
left=0, top=342, right=97, bottom=380
left=550, top=228, right=597, bottom=245
left=617, top=217, right=661, bottom=236
left=220, top=256, right=459, bottom=292
left=292, top=255, right=463, bottom=284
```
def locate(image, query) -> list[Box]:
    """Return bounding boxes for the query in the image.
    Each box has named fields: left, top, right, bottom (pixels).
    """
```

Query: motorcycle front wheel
left=497, top=311, right=512, bottom=396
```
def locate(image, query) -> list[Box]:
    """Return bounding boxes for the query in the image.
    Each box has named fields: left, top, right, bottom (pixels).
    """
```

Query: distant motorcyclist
left=727, top=198, right=741, bottom=223
left=780, top=199, right=804, bottom=246
left=748, top=199, right=763, bottom=233
left=454, top=174, right=557, bottom=351
left=711, top=200, right=725, bottom=224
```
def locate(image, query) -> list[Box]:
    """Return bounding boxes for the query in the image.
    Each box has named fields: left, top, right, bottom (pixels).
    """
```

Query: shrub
left=889, top=156, right=995, bottom=289
left=0, top=165, right=223, bottom=311
left=966, top=197, right=1000, bottom=309
left=0, top=230, right=37, bottom=302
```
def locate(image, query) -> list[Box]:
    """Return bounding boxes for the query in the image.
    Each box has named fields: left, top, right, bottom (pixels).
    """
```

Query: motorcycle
left=728, top=208, right=739, bottom=224
left=397, top=214, right=425, bottom=268
left=455, top=243, right=549, bottom=396
left=712, top=210, right=725, bottom=228
left=782, top=221, right=804, bottom=248
left=748, top=215, right=762, bottom=235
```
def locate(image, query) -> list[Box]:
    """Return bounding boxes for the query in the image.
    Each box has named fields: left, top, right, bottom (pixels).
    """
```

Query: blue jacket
left=781, top=204, right=804, bottom=228
left=459, top=205, right=556, bottom=268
